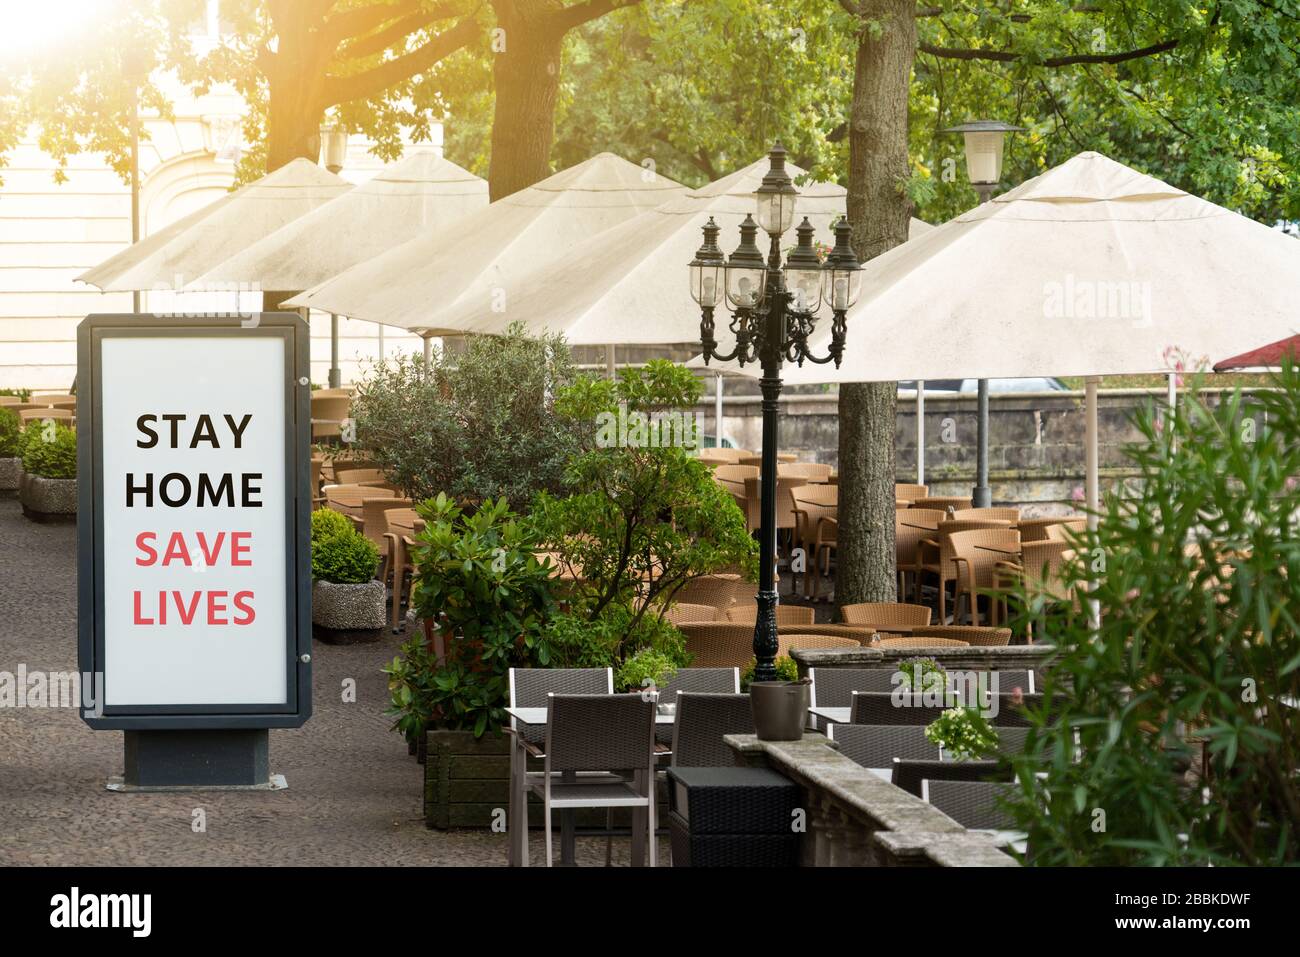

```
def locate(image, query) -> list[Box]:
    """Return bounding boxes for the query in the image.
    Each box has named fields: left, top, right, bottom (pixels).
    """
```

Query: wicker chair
left=951, top=507, right=1021, bottom=524
left=698, top=448, right=747, bottom=464
left=828, top=724, right=940, bottom=770
left=807, top=667, right=903, bottom=731
left=993, top=540, right=1074, bottom=640
left=911, top=625, right=1012, bottom=647
left=891, top=760, right=1004, bottom=798
left=791, top=484, right=837, bottom=599
left=18, top=407, right=74, bottom=424
left=358, top=496, right=412, bottom=587
left=874, top=635, right=970, bottom=649
left=742, top=476, right=803, bottom=536
left=527, top=693, right=657, bottom=867
left=323, top=483, right=397, bottom=518
left=712, top=464, right=760, bottom=483
left=915, top=518, right=1014, bottom=617
left=654, top=668, right=739, bottom=746
left=839, top=602, right=931, bottom=631
left=29, top=393, right=75, bottom=407
left=925, top=780, right=1017, bottom=830
left=678, top=622, right=758, bottom=668
left=777, top=633, right=862, bottom=657
left=674, top=573, right=743, bottom=616
left=894, top=483, right=928, bottom=502
left=739, top=453, right=796, bottom=467
left=849, top=690, right=952, bottom=725
left=724, top=604, right=814, bottom=626
left=663, top=603, right=722, bottom=625
left=948, top=528, right=1022, bottom=625
left=910, top=496, right=972, bottom=513
left=778, top=462, right=833, bottom=483
left=896, top=509, right=945, bottom=598
left=383, top=507, right=424, bottom=631
left=1045, top=518, right=1088, bottom=543
left=670, top=692, right=754, bottom=766
left=508, top=668, right=613, bottom=752
left=310, top=394, right=351, bottom=441
left=335, top=467, right=389, bottom=487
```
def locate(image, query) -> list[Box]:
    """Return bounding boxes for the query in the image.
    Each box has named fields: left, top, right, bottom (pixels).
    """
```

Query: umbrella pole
left=1085, top=375, right=1101, bottom=630
left=916, top=380, right=926, bottom=485
left=1167, top=372, right=1177, bottom=455
left=715, top=374, right=725, bottom=447
left=972, top=378, right=991, bottom=506
left=606, top=343, right=616, bottom=380
left=329, top=314, right=341, bottom=389
left=422, top=333, right=433, bottom=371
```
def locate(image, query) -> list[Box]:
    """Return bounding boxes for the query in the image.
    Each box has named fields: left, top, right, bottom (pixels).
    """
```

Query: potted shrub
left=310, top=508, right=385, bottom=643
left=0, top=407, right=21, bottom=497
left=19, top=419, right=76, bottom=522
left=925, top=706, right=999, bottom=761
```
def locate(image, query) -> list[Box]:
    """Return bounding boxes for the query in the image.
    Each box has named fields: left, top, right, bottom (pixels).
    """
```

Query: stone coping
left=726, top=733, right=1018, bottom=867
left=791, top=644, right=1058, bottom=675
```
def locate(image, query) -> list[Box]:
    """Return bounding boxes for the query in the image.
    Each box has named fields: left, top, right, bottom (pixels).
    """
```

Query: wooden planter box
left=424, top=728, right=513, bottom=829
left=0, top=457, right=18, bottom=497
left=19, top=472, right=76, bottom=523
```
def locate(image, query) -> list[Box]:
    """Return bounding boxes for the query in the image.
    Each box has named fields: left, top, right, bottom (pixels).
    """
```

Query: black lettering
left=161, top=413, right=184, bottom=448
left=158, top=473, right=191, bottom=507
left=225, top=413, right=252, bottom=449
left=125, top=473, right=152, bottom=507
left=190, top=414, right=218, bottom=448
left=196, top=473, right=234, bottom=507
left=136, top=415, right=158, bottom=449
left=242, top=473, right=263, bottom=507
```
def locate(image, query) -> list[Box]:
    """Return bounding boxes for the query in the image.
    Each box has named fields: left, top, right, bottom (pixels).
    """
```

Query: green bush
left=0, top=388, right=31, bottom=402
left=311, top=507, right=355, bottom=544
left=0, top=407, right=21, bottom=458
left=21, top=421, right=76, bottom=479
left=1005, top=363, right=1300, bottom=865
left=351, top=325, right=583, bottom=506
left=616, top=647, right=679, bottom=694
left=741, top=655, right=798, bottom=689
left=311, top=529, right=380, bottom=584
left=385, top=494, right=559, bottom=739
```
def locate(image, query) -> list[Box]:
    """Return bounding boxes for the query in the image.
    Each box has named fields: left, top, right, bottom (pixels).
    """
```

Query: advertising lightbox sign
left=77, top=314, right=311, bottom=730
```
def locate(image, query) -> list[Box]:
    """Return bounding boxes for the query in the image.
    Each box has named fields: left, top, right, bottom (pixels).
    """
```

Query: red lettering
left=162, top=533, right=191, bottom=566
left=207, top=591, right=229, bottom=625
left=173, top=590, right=201, bottom=625
left=135, top=532, right=157, bottom=566
left=133, top=591, right=153, bottom=624
left=230, top=532, right=251, bottom=566
left=197, top=531, right=227, bottom=565
left=233, top=591, right=255, bottom=625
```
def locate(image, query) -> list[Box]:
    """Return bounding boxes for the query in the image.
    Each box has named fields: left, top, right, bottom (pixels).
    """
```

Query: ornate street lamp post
left=691, top=143, right=862, bottom=682
left=942, top=119, right=1023, bottom=508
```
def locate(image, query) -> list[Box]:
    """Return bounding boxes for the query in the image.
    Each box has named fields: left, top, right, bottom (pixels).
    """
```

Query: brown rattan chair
left=674, top=573, right=743, bottom=616
left=951, top=507, right=1021, bottom=524
left=29, top=394, right=75, bottom=407
left=724, top=604, right=815, bottom=626
left=915, top=519, right=1011, bottom=619
left=910, top=625, right=1012, bottom=647
left=323, top=483, right=397, bottom=518
left=894, top=483, right=928, bottom=502
left=1045, top=518, right=1088, bottom=543
left=873, top=635, right=970, bottom=649
left=777, top=632, right=863, bottom=657
left=948, top=528, right=1022, bottom=625
left=18, top=407, right=74, bottom=425
left=778, top=462, right=833, bottom=483
left=335, top=467, right=389, bottom=487
left=679, top=622, right=872, bottom=667
left=663, top=602, right=722, bottom=625
left=791, top=484, right=838, bottom=599
left=739, top=453, right=796, bottom=467
left=910, top=496, right=972, bottom=513
left=742, top=475, right=803, bottom=536
left=895, top=508, right=945, bottom=598
left=839, top=602, right=932, bottom=632
left=311, top=395, right=351, bottom=441
left=712, top=464, right=760, bottom=483
left=993, top=540, right=1075, bottom=642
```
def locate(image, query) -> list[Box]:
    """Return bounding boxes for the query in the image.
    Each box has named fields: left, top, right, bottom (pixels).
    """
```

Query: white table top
left=506, top=706, right=676, bottom=726
left=809, top=706, right=850, bottom=724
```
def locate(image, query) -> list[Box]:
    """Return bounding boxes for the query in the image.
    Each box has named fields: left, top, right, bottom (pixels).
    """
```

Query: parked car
left=898, top=377, right=1068, bottom=395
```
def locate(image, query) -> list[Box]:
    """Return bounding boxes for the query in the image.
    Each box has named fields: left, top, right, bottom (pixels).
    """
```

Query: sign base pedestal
left=117, top=729, right=277, bottom=790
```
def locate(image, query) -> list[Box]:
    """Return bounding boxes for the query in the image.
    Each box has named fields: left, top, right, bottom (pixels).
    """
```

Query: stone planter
left=19, top=472, right=77, bottom=523
left=311, top=579, right=386, bottom=644
left=0, top=457, right=19, bottom=497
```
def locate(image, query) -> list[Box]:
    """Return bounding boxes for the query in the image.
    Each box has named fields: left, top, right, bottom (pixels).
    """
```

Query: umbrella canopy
left=77, top=158, right=352, bottom=292
left=698, top=151, right=1300, bottom=385
left=1214, top=334, right=1300, bottom=371
left=189, top=151, right=488, bottom=292
left=285, top=153, right=687, bottom=332
left=412, top=157, right=933, bottom=344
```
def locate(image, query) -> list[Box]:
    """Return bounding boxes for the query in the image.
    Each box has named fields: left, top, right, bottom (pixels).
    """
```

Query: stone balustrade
left=726, top=733, right=1020, bottom=867
left=791, top=643, right=1058, bottom=678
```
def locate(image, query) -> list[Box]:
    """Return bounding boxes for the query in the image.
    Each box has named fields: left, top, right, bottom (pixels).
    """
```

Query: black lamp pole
left=691, top=143, right=861, bottom=683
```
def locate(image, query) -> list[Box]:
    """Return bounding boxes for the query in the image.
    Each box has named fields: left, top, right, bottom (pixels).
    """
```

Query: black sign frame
left=76, top=313, right=312, bottom=730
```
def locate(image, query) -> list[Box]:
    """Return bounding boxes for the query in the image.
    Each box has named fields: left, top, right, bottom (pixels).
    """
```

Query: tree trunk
left=264, top=5, right=330, bottom=172
left=488, top=1, right=564, bottom=200
left=835, top=0, right=916, bottom=609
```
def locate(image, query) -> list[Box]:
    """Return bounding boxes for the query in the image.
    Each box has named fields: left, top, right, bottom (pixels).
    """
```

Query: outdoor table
left=504, top=705, right=672, bottom=867
left=322, top=485, right=396, bottom=517
left=809, top=705, right=849, bottom=725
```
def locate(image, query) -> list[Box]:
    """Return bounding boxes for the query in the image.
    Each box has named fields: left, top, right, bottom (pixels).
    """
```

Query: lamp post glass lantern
left=942, top=120, right=1023, bottom=507
left=691, top=142, right=861, bottom=683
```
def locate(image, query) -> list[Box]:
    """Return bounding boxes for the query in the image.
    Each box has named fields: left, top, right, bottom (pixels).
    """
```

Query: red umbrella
left=1214, top=334, right=1300, bottom=371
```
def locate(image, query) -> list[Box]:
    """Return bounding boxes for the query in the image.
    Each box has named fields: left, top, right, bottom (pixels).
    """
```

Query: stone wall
left=692, top=386, right=1268, bottom=510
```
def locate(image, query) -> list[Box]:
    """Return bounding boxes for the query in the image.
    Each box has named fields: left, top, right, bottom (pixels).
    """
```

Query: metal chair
left=528, top=693, right=658, bottom=867
left=670, top=692, right=753, bottom=767
left=827, top=723, right=939, bottom=770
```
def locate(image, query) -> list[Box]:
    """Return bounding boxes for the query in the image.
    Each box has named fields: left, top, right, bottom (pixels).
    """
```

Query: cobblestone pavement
left=0, top=497, right=654, bottom=866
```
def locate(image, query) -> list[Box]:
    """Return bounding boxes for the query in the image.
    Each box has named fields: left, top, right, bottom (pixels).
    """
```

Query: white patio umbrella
left=189, top=151, right=488, bottom=384
left=696, top=151, right=1300, bottom=519
left=284, top=153, right=687, bottom=342
left=77, top=158, right=352, bottom=293
left=417, top=157, right=932, bottom=344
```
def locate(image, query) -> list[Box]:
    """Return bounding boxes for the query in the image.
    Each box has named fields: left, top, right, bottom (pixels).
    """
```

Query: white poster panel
left=100, top=336, right=288, bottom=706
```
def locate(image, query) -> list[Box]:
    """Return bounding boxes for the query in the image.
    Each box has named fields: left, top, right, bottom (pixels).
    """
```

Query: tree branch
left=322, top=1, right=424, bottom=49
left=320, top=14, right=481, bottom=107
left=551, top=0, right=642, bottom=34
left=340, top=4, right=464, bottom=60
left=918, top=38, right=1179, bottom=66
